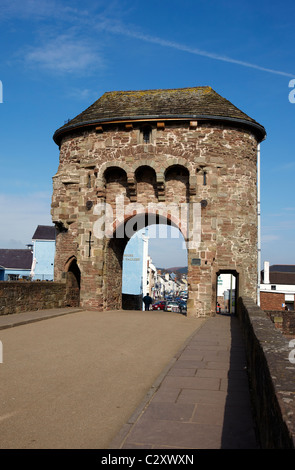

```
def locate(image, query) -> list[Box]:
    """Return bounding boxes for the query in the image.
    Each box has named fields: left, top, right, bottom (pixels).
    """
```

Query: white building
left=260, top=262, right=295, bottom=311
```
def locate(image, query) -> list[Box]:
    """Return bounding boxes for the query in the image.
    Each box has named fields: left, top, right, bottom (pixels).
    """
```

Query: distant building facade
left=122, top=228, right=147, bottom=297
left=0, top=249, right=32, bottom=281
left=31, top=225, right=56, bottom=281
left=260, top=262, right=295, bottom=311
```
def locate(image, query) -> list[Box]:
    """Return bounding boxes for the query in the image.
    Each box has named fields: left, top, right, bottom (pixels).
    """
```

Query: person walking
left=143, top=294, right=153, bottom=311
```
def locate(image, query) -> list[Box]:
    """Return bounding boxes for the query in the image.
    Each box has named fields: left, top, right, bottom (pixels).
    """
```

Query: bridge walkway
left=0, top=308, right=258, bottom=449
left=111, top=312, right=259, bottom=449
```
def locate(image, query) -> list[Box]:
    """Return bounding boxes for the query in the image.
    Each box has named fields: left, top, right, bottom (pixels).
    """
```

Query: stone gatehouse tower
left=51, top=86, right=266, bottom=317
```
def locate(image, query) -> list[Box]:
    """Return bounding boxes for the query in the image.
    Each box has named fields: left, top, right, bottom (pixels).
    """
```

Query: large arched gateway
left=51, top=86, right=266, bottom=317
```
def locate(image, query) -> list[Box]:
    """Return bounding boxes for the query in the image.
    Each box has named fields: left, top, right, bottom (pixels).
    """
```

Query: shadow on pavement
left=221, top=314, right=259, bottom=449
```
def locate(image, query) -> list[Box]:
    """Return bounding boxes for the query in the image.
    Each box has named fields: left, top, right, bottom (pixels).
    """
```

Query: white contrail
left=106, top=24, right=294, bottom=78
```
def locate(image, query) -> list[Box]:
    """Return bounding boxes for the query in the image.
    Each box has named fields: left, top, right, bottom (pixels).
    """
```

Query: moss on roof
left=53, top=86, right=266, bottom=143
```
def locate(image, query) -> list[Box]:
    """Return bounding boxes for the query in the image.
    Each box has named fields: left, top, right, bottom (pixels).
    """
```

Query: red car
left=152, top=301, right=166, bottom=310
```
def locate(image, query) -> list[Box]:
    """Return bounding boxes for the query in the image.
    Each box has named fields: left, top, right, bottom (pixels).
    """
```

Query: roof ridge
left=103, top=86, right=211, bottom=94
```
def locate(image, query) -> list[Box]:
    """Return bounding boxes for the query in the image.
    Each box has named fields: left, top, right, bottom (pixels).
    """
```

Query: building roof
left=0, top=249, right=33, bottom=270
left=262, top=265, right=295, bottom=285
left=268, top=273, right=295, bottom=285
left=32, top=225, right=56, bottom=241
left=53, top=86, right=266, bottom=144
left=269, top=265, right=295, bottom=273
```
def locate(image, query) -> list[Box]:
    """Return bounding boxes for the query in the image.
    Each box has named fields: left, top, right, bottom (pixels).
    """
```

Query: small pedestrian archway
left=104, top=213, right=188, bottom=311
left=216, top=270, right=239, bottom=315
left=64, top=256, right=81, bottom=307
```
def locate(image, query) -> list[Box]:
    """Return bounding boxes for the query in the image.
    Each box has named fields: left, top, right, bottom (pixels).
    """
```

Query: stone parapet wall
left=0, top=281, right=78, bottom=315
left=265, top=310, right=295, bottom=337
left=238, top=297, right=295, bottom=448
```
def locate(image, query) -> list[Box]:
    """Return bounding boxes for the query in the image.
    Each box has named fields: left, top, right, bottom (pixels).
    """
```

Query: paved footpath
left=0, top=308, right=258, bottom=449
left=0, top=308, right=203, bottom=449
left=111, top=313, right=259, bottom=449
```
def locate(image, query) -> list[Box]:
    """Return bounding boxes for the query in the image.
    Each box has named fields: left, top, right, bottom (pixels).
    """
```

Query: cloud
left=24, top=34, right=103, bottom=74
left=99, top=21, right=295, bottom=78
left=3, top=2, right=294, bottom=78
left=0, top=0, right=81, bottom=22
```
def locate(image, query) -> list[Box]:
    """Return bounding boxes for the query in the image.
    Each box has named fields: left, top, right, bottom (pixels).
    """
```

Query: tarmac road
left=0, top=309, right=204, bottom=449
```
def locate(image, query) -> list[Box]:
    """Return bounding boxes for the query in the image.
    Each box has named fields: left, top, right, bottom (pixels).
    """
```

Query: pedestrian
left=143, top=294, right=153, bottom=311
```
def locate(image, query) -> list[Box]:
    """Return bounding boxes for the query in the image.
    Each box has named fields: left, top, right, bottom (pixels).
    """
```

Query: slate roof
left=32, top=225, right=56, bottom=241
left=268, top=272, right=295, bottom=285
left=262, top=265, right=295, bottom=285
left=269, top=265, right=295, bottom=273
left=0, top=249, right=33, bottom=270
left=53, top=86, right=266, bottom=144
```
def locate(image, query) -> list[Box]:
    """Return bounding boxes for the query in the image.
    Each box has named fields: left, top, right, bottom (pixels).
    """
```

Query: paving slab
left=112, top=314, right=259, bottom=449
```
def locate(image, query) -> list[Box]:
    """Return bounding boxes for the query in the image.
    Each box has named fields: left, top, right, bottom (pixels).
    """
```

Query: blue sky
left=0, top=0, right=294, bottom=268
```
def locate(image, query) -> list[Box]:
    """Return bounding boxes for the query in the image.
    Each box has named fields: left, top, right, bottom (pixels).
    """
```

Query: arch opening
left=135, top=165, right=158, bottom=203
left=165, top=165, right=189, bottom=203
left=104, top=166, right=129, bottom=204
left=65, top=257, right=81, bottom=307
left=117, top=214, right=188, bottom=310
left=104, top=213, right=188, bottom=312
left=216, top=270, right=239, bottom=315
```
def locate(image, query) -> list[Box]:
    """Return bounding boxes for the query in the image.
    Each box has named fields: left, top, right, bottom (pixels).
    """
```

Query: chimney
left=264, top=261, right=270, bottom=284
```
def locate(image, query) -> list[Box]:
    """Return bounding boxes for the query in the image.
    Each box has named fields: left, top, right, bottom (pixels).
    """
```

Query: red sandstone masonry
left=52, top=121, right=260, bottom=316
left=0, top=282, right=72, bottom=315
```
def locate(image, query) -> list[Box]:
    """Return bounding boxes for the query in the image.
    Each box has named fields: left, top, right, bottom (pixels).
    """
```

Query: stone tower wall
left=51, top=121, right=259, bottom=316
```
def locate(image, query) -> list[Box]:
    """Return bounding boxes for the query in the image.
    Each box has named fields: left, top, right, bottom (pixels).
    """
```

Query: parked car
left=177, top=300, right=187, bottom=315
left=152, top=301, right=166, bottom=310
left=165, top=301, right=180, bottom=312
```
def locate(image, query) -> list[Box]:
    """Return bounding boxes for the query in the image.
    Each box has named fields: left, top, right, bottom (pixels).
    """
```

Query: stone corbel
left=54, top=220, right=69, bottom=232
left=60, top=172, right=80, bottom=184
left=189, top=175, right=197, bottom=196
left=96, top=183, right=106, bottom=200
left=156, top=173, right=165, bottom=201
left=127, top=175, right=137, bottom=202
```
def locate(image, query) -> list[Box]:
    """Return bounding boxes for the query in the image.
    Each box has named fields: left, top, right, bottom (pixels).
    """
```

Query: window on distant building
left=8, top=274, right=19, bottom=281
